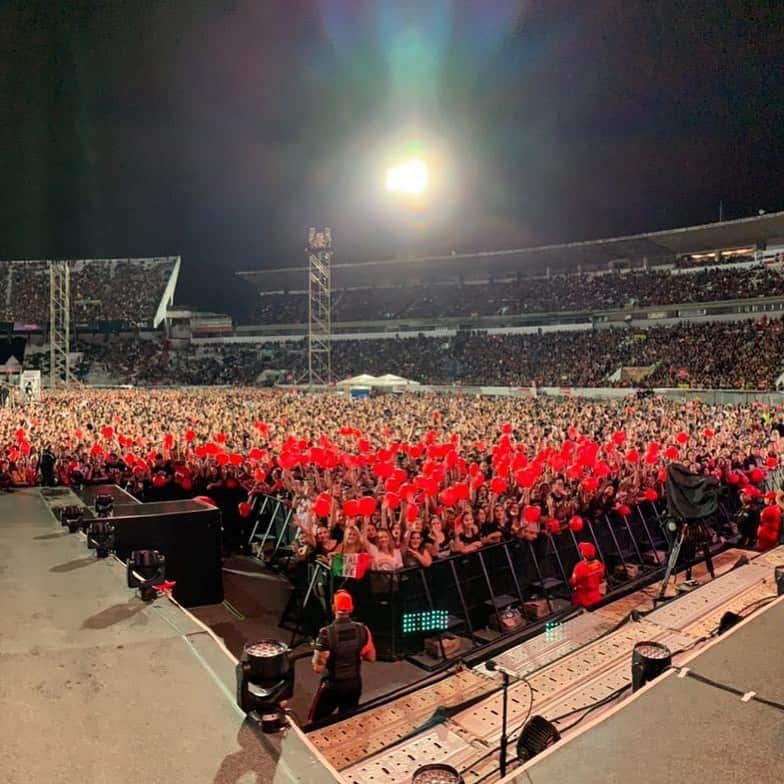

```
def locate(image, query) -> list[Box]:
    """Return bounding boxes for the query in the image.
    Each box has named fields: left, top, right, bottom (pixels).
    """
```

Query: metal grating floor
left=751, top=544, right=784, bottom=569
left=644, top=563, right=769, bottom=631
left=325, top=549, right=782, bottom=784
left=308, top=669, right=493, bottom=770
left=340, top=726, right=481, bottom=784
left=475, top=611, right=616, bottom=680
left=452, top=621, right=694, bottom=742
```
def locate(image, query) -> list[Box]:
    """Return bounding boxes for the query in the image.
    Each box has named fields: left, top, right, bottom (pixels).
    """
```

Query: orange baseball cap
left=333, top=590, right=354, bottom=613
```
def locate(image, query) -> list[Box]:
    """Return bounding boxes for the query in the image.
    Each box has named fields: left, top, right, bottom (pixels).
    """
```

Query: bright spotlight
left=386, top=159, right=429, bottom=195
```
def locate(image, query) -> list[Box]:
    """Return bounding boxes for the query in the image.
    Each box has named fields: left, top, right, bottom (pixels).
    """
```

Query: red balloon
left=767, top=456, right=778, bottom=469
left=152, top=474, right=167, bottom=488
left=616, top=504, right=632, bottom=517
left=612, top=431, right=627, bottom=446
left=625, top=449, right=639, bottom=464
left=582, top=476, right=599, bottom=492
left=184, top=429, right=196, bottom=442
left=215, top=432, right=227, bottom=444
left=358, top=496, right=377, bottom=517
left=216, top=453, right=229, bottom=466
left=664, top=446, right=679, bottom=460
left=749, top=467, right=765, bottom=484
left=383, top=491, right=401, bottom=510
left=343, top=499, right=359, bottom=518
left=676, top=432, right=689, bottom=445
left=238, top=501, right=252, bottom=518
left=440, top=488, right=458, bottom=507
left=545, top=518, right=561, bottom=535
left=644, top=488, right=658, bottom=502
left=502, top=423, right=513, bottom=435
left=229, top=453, right=244, bottom=467
left=164, top=433, right=174, bottom=449
left=703, top=428, right=715, bottom=438
left=523, top=505, right=541, bottom=524
left=454, top=482, right=470, bottom=501
left=405, top=504, right=419, bottom=523
left=313, top=493, right=332, bottom=517
left=101, top=426, right=114, bottom=441
left=490, top=477, right=508, bottom=494
left=248, top=447, right=263, bottom=461
left=568, top=515, right=584, bottom=532
left=471, top=474, right=485, bottom=489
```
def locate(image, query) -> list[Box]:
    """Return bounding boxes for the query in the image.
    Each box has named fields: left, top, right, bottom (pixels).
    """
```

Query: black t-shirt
left=460, top=529, right=482, bottom=547
left=480, top=521, right=503, bottom=540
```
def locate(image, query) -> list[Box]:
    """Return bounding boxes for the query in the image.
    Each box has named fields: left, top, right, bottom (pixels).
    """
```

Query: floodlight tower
left=49, top=260, right=72, bottom=388
left=306, top=228, right=333, bottom=387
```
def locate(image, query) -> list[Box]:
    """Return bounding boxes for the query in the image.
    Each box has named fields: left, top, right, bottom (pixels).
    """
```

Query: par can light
left=631, top=641, right=672, bottom=691
left=410, top=763, right=464, bottom=784
left=516, top=715, right=561, bottom=763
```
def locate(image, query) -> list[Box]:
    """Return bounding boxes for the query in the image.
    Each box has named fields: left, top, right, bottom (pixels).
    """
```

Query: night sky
left=1, top=0, right=782, bottom=314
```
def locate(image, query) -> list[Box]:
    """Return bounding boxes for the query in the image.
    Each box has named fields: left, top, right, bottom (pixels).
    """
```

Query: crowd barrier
left=244, top=473, right=784, bottom=661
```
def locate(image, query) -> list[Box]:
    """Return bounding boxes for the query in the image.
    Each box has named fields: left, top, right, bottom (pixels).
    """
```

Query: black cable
left=548, top=683, right=631, bottom=725
left=554, top=685, right=632, bottom=733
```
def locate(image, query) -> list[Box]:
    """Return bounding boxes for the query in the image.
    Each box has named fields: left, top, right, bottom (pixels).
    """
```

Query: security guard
left=570, top=541, right=606, bottom=607
left=308, top=589, right=375, bottom=721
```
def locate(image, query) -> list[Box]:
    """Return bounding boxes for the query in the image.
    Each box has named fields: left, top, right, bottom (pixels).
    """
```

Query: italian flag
left=331, top=552, right=372, bottom=579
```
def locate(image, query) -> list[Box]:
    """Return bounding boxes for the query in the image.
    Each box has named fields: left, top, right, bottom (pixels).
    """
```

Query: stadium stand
left=249, top=265, right=784, bottom=324
left=0, top=257, right=178, bottom=326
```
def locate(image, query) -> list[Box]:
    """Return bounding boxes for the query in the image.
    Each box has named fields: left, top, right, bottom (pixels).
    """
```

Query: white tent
left=336, top=373, right=420, bottom=389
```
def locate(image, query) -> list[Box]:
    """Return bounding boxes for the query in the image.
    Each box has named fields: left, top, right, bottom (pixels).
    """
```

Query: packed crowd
left=0, top=258, right=175, bottom=325
left=251, top=265, right=784, bottom=324
left=1, top=389, right=782, bottom=565
left=70, top=317, right=784, bottom=390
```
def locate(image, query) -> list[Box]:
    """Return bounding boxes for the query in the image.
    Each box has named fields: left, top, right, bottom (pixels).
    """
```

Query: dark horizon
left=1, top=0, right=782, bottom=314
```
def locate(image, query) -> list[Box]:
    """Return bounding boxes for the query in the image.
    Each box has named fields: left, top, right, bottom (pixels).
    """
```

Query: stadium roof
left=239, top=210, right=784, bottom=292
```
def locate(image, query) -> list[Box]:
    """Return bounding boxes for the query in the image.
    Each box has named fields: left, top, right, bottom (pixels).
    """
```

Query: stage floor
left=0, top=489, right=338, bottom=784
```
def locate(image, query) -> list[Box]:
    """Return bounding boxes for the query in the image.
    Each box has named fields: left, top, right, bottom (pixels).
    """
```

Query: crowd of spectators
left=71, top=317, right=784, bottom=390
left=1, top=389, right=781, bottom=564
left=0, top=258, right=175, bottom=325
left=251, top=265, right=784, bottom=324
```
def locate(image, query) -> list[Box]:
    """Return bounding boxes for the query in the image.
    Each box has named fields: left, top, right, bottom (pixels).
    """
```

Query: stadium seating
left=0, top=258, right=176, bottom=325
left=250, top=265, right=784, bottom=325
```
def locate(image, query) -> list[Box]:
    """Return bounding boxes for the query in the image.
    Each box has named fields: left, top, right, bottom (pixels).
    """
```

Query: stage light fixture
left=95, top=493, right=114, bottom=517
left=410, top=763, right=464, bottom=784
left=61, top=505, right=84, bottom=533
left=127, top=550, right=166, bottom=602
left=516, top=715, right=561, bottom=762
left=717, top=611, right=742, bottom=635
left=775, top=566, right=784, bottom=596
left=236, top=639, right=294, bottom=730
left=631, top=641, right=672, bottom=691
left=86, top=520, right=115, bottom=558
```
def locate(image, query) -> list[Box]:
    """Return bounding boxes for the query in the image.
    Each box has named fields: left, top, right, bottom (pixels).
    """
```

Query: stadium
left=2, top=5, right=784, bottom=784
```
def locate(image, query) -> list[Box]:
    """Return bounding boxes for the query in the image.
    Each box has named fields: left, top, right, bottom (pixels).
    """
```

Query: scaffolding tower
left=49, top=260, right=71, bottom=388
left=306, top=227, right=333, bottom=387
